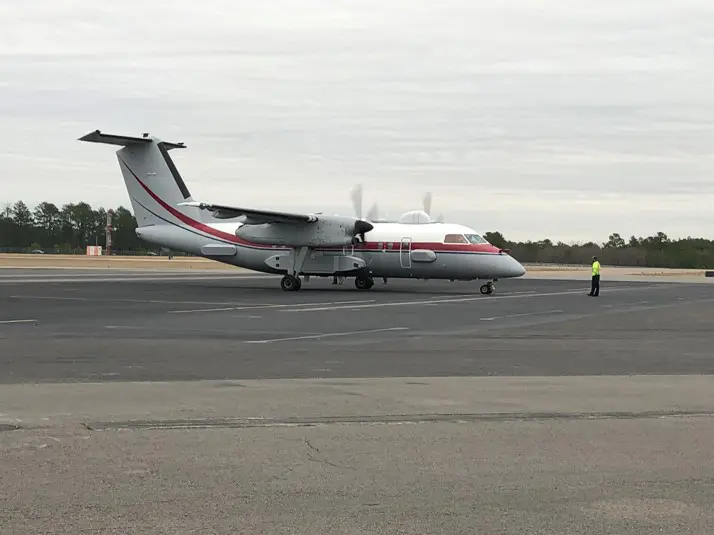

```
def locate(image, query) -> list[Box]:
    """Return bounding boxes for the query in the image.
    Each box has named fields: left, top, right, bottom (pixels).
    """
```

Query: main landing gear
left=281, top=274, right=302, bottom=291
left=281, top=273, right=374, bottom=291
left=278, top=245, right=378, bottom=292
left=280, top=246, right=311, bottom=291
left=480, top=280, right=496, bottom=295
left=281, top=273, right=375, bottom=291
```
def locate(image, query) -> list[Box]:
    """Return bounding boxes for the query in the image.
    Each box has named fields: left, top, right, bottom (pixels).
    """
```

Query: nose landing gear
left=480, top=280, right=496, bottom=295
left=355, top=274, right=374, bottom=290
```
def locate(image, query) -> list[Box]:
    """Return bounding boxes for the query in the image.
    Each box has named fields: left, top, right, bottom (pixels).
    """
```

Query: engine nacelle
left=235, top=215, right=373, bottom=247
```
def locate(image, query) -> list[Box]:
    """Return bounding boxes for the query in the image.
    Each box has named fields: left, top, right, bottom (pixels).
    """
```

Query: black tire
left=355, top=276, right=371, bottom=290
left=281, top=275, right=300, bottom=291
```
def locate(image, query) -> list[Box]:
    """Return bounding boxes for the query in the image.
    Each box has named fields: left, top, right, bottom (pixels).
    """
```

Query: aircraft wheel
left=355, top=275, right=373, bottom=290
left=480, top=283, right=493, bottom=295
left=281, top=275, right=301, bottom=291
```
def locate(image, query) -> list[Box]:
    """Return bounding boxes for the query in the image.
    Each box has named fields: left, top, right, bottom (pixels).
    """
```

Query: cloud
left=1, top=0, right=713, bottom=241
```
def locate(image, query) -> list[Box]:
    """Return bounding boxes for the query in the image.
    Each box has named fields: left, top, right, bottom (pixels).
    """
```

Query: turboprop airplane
left=79, top=130, right=526, bottom=293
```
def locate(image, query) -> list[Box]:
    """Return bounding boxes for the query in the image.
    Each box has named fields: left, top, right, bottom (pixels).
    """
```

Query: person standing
left=588, top=256, right=601, bottom=296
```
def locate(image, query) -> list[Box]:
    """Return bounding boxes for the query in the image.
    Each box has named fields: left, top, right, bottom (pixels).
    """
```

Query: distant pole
left=106, top=210, right=114, bottom=255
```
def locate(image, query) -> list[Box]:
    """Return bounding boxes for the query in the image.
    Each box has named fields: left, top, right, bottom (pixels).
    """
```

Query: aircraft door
left=400, top=237, right=412, bottom=268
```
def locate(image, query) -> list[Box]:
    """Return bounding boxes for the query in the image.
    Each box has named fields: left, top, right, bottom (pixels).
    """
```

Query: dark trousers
left=590, top=275, right=600, bottom=296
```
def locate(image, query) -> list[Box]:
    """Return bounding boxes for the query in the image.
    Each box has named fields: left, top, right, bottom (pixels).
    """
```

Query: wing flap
left=179, top=201, right=318, bottom=224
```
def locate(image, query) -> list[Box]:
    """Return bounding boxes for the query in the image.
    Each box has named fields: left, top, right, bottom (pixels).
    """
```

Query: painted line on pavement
left=245, top=327, right=410, bottom=344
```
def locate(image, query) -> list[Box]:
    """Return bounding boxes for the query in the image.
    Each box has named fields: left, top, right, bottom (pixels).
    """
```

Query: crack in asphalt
left=60, top=409, right=714, bottom=432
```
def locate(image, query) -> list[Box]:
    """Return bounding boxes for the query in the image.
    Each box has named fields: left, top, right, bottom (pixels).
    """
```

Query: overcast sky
left=1, top=0, right=713, bottom=242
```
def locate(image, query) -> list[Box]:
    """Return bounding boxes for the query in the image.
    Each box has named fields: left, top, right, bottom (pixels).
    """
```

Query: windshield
left=464, top=234, right=488, bottom=244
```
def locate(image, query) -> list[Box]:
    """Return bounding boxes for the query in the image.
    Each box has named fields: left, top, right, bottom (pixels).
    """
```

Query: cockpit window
left=464, top=234, right=488, bottom=244
left=443, top=234, right=469, bottom=244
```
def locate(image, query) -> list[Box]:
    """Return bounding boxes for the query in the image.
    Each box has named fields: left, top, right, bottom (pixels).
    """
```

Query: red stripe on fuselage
left=121, top=157, right=501, bottom=255
left=120, top=157, right=256, bottom=246
left=349, top=241, right=501, bottom=254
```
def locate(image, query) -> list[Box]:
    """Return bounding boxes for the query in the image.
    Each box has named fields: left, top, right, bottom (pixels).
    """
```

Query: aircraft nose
left=505, top=255, right=526, bottom=277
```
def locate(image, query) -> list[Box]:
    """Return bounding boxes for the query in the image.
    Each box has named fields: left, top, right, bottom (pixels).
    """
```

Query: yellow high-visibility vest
left=592, top=261, right=601, bottom=276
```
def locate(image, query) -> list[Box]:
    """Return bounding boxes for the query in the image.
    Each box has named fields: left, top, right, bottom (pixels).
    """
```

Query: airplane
left=78, top=129, right=526, bottom=293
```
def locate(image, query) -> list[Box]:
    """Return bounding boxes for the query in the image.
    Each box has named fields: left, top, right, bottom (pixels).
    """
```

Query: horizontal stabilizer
left=78, top=130, right=186, bottom=150
left=179, top=201, right=318, bottom=224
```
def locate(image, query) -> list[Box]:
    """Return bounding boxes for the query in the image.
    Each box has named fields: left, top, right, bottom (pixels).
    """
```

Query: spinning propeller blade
left=350, top=184, right=363, bottom=219
left=348, top=184, right=440, bottom=223
left=422, top=191, right=432, bottom=216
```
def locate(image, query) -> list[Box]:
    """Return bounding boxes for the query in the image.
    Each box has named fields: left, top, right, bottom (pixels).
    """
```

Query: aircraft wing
left=178, top=201, right=318, bottom=224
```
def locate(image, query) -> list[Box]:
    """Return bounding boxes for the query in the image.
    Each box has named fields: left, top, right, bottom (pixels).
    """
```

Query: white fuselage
left=136, top=217, right=526, bottom=281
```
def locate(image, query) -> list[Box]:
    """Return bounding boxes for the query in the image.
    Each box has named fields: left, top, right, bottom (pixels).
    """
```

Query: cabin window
left=464, top=234, right=487, bottom=244
left=378, top=242, right=383, bottom=249
left=443, top=234, right=469, bottom=244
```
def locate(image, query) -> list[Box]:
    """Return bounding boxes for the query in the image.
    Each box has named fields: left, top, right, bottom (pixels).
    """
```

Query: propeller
left=350, top=184, right=363, bottom=219
left=353, top=219, right=373, bottom=243
left=422, top=192, right=432, bottom=216
left=422, top=191, right=444, bottom=223
left=349, top=184, right=374, bottom=242
left=352, top=184, right=381, bottom=222
left=348, top=183, right=441, bottom=223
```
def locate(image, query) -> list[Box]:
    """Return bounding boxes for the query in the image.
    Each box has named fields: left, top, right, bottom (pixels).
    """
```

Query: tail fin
left=79, top=130, right=212, bottom=227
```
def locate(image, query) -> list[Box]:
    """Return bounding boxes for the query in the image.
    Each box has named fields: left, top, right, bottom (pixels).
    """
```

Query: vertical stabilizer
left=78, top=130, right=213, bottom=227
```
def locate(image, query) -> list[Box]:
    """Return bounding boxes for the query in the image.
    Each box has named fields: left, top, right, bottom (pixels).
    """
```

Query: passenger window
left=444, top=234, right=468, bottom=244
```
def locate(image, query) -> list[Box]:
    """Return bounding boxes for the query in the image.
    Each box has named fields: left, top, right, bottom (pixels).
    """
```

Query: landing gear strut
left=480, top=281, right=495, bottom=295
left=280, top=246, right=311, bottom=291
left=354, top=274, right=374, bottom=290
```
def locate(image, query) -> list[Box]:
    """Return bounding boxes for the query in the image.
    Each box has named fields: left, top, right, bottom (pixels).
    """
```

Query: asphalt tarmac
left=1, top=269, right=713, bottom=383
left=2, top=268, right=714, bottom=534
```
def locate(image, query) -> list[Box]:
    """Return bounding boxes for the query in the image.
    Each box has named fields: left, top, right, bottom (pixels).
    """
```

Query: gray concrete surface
left=2, top=376, right=714, bottom=429
left=1, top=270, right=714, bottom=534
left=3, top=411, right=714, bottom=534
left=1, top=271, right=713, bottom=382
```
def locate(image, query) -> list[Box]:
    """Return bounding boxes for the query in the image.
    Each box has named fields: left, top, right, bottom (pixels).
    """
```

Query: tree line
left=0, top=200, right=144, bottom=254
left=1, top=200, right=712, bottom=268
left=483, top=231, right=714, bottom=269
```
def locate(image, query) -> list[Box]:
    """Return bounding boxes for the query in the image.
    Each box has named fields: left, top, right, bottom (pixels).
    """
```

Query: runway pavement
left=2, top=268, right=714, bottom=534
left=1, top=268, right=713, bottom=382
